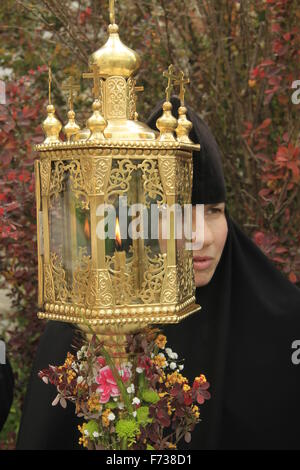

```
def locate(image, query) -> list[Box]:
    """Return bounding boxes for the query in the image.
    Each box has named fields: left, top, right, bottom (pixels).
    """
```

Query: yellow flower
left=195, top=374, right=207, bottom=384
left=166, top=371, right=188, bottom=387
left=192, top=405, right=200, bottom=419
left=248, top=79, right=256, bottom=88
left=168, top=442, right=177, bottom=449
left=102, top=409, right=112, bottom=428
left=78, top=425, right=88, bottom=448
left=87, top=393, right=101, bottom=412
left=155, top=334, right=167, bottom=349
left=154, top=354, right=167, bottom=369
left=183, top=384, right=191, bottom=392
left=66, top=369, right=76, bottom=384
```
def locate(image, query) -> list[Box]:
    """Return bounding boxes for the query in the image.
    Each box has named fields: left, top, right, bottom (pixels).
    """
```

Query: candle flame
left=115, top=217, right=122, bottom=248
left=84, top=217, right=90, bottom=239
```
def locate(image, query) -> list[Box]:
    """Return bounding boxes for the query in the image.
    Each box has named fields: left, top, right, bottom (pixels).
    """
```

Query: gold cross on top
left=62, top=76, right=80, bottom=110
left=163, top=64, right=177, bottom=102
left=48, top=63, right=52, bottom=105
left=174, top=70, right=190, bottom=106
left=109, top=0, right=116, bottom=24
left=82, top=64, right=102, bottom=100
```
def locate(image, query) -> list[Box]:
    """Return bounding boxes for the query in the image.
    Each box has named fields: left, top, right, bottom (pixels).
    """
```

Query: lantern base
left=38, top=301, right=201, bottom=326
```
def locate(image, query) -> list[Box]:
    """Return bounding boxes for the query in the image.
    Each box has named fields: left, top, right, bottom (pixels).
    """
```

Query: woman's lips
left=193, top=256, right=213, bottom=271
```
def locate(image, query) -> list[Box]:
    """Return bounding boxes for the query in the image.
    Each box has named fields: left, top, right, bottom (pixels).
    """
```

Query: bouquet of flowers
left=39, top=327, right=210, bottom=450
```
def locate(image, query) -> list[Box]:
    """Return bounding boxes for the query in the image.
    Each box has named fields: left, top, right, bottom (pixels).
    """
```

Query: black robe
left=17, top=98, right=300, bottom=450
left=0, top=359, right=14, bottom=433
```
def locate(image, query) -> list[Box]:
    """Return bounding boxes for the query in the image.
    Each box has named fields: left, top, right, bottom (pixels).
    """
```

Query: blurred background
left=0, top=0, right=299, bottom=448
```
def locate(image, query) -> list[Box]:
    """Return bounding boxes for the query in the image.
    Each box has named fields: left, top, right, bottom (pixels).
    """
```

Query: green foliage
left=115, top=418, right=139, bottom=441
left=141, top=389, right=160, bottom=404
left=136, top=406, right=152, bottom=426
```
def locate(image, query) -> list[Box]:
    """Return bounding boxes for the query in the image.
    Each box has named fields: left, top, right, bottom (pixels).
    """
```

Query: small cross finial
left=62, top=76, right=80, bottom=110
left=82, top=64, right=102, bottom=100
left=109, top=0, right=116, bottom=24
left=48, top=63, right=52, bottom=105
left=163, top=64, right=177, bottom=102
left=174, top=70, right=190, bottom=106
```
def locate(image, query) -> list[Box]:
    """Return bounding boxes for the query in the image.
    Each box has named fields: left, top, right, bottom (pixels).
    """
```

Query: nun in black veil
left=17, top=97, right=300, bottom=450
left=0, top=356, right=14, bottom=433
left=147, top=97, right=300, bottom=450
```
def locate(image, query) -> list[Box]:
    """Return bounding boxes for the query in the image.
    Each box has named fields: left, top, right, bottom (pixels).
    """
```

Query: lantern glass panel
left=48, top=170, right=91, bottom=299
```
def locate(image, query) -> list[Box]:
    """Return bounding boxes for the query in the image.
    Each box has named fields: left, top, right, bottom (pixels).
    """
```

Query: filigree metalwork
left=50, top=251, right=69, bottom=302
left=43, top=263, right=55, bottom=302
left=40, top=158, right=51, bottom=196
left=86, top=269, right=114, bottom=307
left=80, top=156, right=112, bottom=195
left=138, top=160, right=166, bottom=207
left=139, top=247, right=167, bottom=303
left=106, top=77, right=127, bottom=119
left=177, top=159, right=192, bottom=205
left=127, top=76, right=136, bottom=120
left=160, top=266, right=178, bottom=304
left=71, top=247, right=92, bottom=305
left=177, top=250, right=194, bottom=303
left=158, top=157, right=177, bottom=195
left=107, top=159, right=136, bottom=203
left=47, top=160, right=89, bottom=209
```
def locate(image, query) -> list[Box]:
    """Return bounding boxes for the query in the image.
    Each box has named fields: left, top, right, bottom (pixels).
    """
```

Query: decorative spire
left=83, top=64, right=107, bottom=140
left=174, top=70, right=193, bottom=144
left=89, top=0, right=141, bottom=78
left=42, top=64, right=62, bottom=144
left=62, top=77, right=81, bottom=141
left=109, top=0, right=116, bottom=25
left=156, top=65, right=178, bottom=142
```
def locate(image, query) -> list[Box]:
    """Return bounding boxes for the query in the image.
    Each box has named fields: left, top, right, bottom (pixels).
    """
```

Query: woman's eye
left=207, top=207, right=223, bottom=214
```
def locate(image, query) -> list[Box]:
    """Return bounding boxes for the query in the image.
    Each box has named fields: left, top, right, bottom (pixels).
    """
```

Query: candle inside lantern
left=114, top=216, right=126, bottom=273
left=84, top=216, right=91, bottom=240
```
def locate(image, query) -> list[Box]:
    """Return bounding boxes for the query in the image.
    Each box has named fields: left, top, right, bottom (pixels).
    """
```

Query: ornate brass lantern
left=34, top=1, right=200, bottom=357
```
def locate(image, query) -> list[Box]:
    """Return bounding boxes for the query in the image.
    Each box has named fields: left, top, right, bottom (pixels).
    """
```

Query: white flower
left=158, top=352, right=165, bottom=358
left=127, top=384, right=135, bottom=394
left=77, top=376, right=84, bottom=384
left=170, top=362, right=177, bottom=370
left=93, top=431, right=99, bottom=438
left=172, top=352, right=178, bottom=360
left=84, top=429, right=89, bottom=436
left=179, top=364, right=184, bottom=371
left=165, top=348, right=173, bottom=357
left=132, top=397, right=140, bottom=406
left=150, top=353, right=154, bottom=358
left=113, top=397, right=118, bottom=402
left=108, top=412, right=115, bottom=421
left=42, top=31, right=52, bottom=40
left=136, top=367, right=144, bottom=374
left=132, top=411, right=137, bottom=418
left=118, top=402, right=125, bottom=410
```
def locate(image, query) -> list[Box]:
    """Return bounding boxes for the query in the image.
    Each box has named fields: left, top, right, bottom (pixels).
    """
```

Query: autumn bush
left=0, top=0, right=299, bottom=448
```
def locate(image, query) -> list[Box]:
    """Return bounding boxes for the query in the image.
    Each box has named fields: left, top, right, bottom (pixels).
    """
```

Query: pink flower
left=97, top=356, right=106, bottom=368
left=96, top=366, right=131, bottom=403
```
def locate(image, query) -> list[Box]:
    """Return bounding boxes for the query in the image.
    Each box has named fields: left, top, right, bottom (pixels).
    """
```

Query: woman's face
left=192, top=202, right=228, bottom=287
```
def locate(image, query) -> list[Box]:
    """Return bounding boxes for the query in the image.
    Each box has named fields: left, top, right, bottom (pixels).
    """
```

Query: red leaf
left=289, top=272, right=297, bottom=284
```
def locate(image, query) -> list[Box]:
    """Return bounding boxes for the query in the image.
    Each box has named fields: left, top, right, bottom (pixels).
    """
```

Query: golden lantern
left=34, top=1, right=201, bottom=361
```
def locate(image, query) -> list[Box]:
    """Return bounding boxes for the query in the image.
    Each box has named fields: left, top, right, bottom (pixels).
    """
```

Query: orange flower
left=155, top=334, right=167, bottom=349
left=154, top=354, right=167, bottom=369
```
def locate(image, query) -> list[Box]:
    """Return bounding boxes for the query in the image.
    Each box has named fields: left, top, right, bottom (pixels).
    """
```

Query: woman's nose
left=192, top=217, right=214, bottom=248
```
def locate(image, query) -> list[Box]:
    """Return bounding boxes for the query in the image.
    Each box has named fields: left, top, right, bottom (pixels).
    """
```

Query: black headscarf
left=16, top=322, right=82, bottom=449
left=0, top=357, right=14, bottom=433
left=147, top=97, right=300, bottom=450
